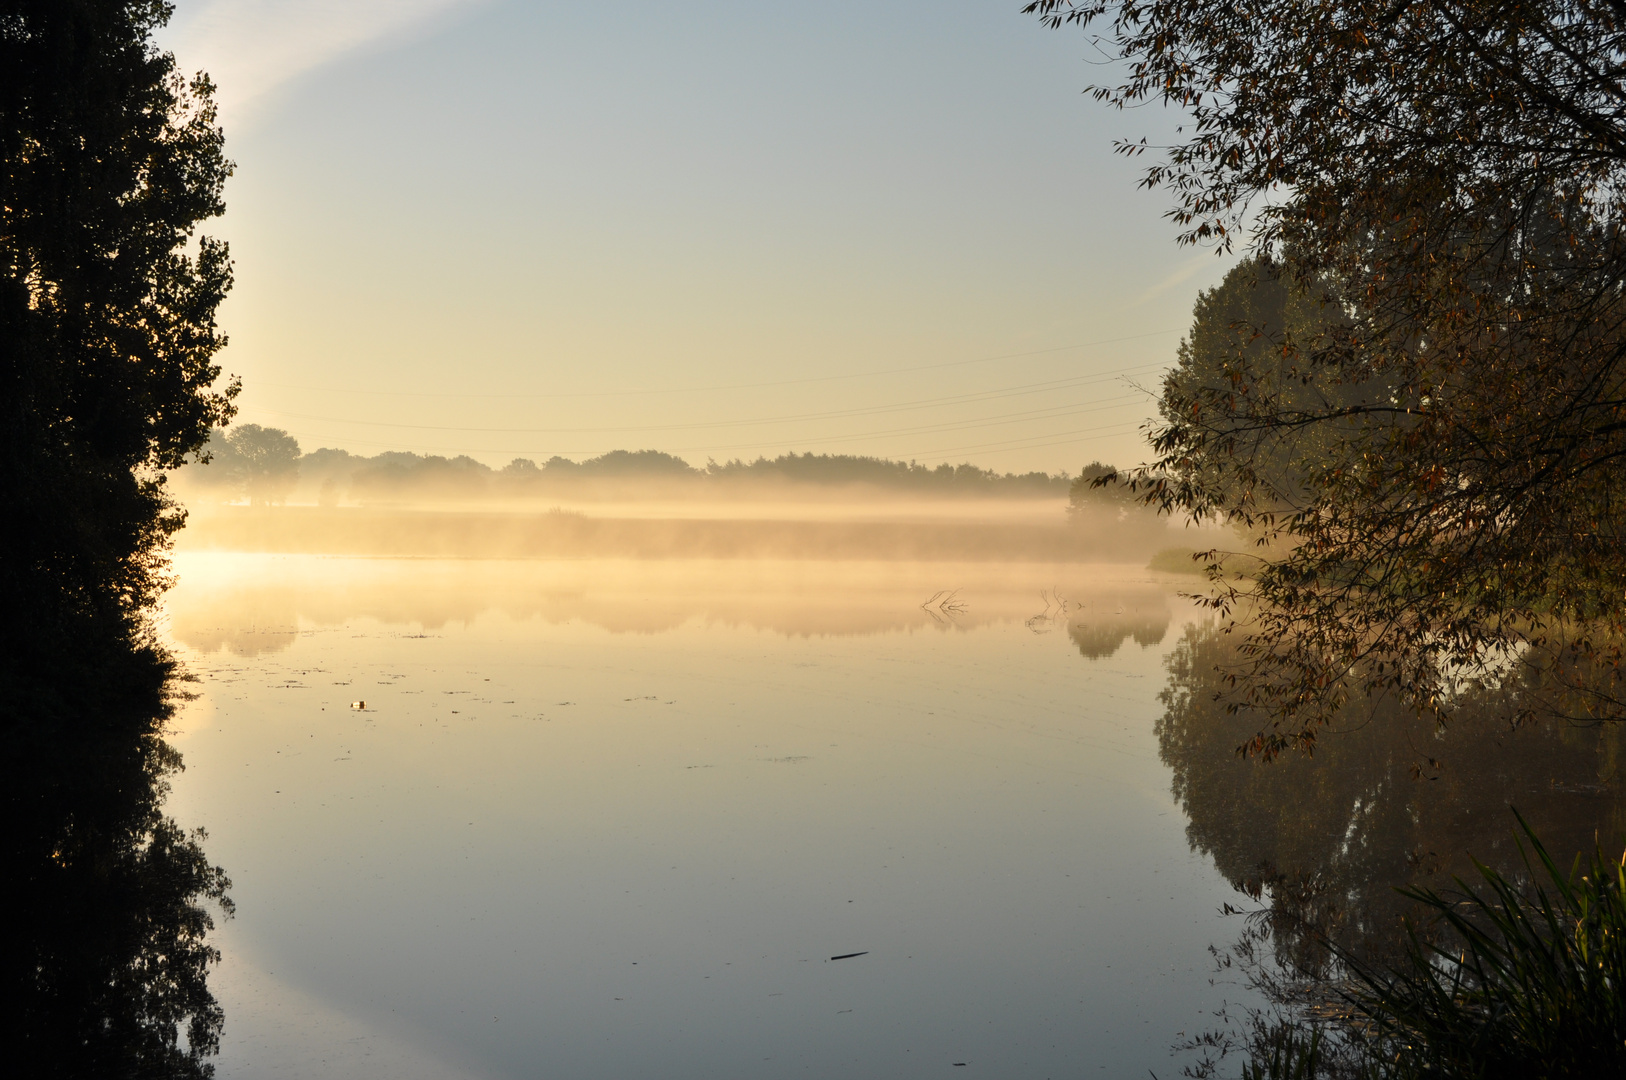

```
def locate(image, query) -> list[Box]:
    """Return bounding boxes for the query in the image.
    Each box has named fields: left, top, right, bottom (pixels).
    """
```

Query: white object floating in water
left=351, top=701, right=366, bottom=710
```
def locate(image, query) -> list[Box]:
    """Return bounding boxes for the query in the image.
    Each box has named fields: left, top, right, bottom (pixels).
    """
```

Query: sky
left=161, top=0, right=1235, bottom=475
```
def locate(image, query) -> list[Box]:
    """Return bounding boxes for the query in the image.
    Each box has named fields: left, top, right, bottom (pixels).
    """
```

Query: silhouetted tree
left=2, top=10, right=235, bottom=1063
left=1067, top=461, right=1133, bottom=512
left=2, top=0, right=236, bottom=639
left=1030, top=0, right=1626, bottom=752
left=705, top=451, right=1067, bottom=494
left=501, top=457, right=542, bottom=477
left=223, top=424, right=299, bottom=505
left=350, top=451, right=494, bottom=500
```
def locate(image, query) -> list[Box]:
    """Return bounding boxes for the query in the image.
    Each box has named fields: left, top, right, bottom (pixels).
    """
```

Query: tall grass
left=1237, top=812, right=1626, bottom=1079
left=1240, top=1022, right=1326, bottom=1080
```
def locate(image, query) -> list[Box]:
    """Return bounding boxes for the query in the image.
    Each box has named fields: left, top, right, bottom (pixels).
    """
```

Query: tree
left=1028, top=0, right=1626, bottom=753
left=2, top=0, right=236, bottom=637
left=222, top=424, right=300, bottom=505
left=3, top=10, right=237, bottom=1059
left=1066, top=461, right=1123, bottom=511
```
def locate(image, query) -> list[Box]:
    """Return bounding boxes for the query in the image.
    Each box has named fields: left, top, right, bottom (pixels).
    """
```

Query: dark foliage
left=2, top=620, right=232, bottom=1078
left=1344, top=818, right=1626, bottom=1076
left=1028, top=0, right=1626, bottom=753
left=1, top=5, right=236, bottom=1071
left=1160, top=624, right=1626, bottom=1077
left=197, top=442, right=1073, bottom=502
left=1160, top=621, right=1626, bottom=979
left=1068, top=460, right=1136, bottom=511
left=1198, top=822, right=1626, bottom=1079
left=1, top=0, right=236, bottom=641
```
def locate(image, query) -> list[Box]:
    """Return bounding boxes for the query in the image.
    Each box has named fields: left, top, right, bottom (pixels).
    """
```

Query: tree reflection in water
left=1068, top=609, right=1169, bottom=660
left=1158, top=620, right=1626, bottom=978
left=5, top=634, right=232, bottom=1078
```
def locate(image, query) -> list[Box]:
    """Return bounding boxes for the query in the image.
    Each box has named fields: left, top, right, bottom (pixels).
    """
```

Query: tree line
left=187, top=426, right=1085, bottom=503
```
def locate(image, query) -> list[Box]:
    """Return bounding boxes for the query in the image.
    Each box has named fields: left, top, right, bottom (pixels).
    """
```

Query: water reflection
left=1159, top=620, right=1626, bottom=974
left=165, top=555, right=1176, bottom=656
left=160, top=554, right=1229, bottom=1078
left=7, top=636, right=232, bottom=1077
left=1068, top=609, right=1168, bottom=660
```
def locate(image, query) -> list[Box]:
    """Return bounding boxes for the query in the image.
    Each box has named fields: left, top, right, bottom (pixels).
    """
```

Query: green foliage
left=1227, top=818, right=1626, bottom=1079
left=1157, top=258, right=1370, bottom=520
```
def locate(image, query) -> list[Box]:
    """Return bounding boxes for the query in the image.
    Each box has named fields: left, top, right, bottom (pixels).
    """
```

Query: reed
left=1240, top=1022, right=1326, bottom=1080
left=1346, top=811, right=1626, bottom=1077
left=1242, top=812, right=1626, bottom=1078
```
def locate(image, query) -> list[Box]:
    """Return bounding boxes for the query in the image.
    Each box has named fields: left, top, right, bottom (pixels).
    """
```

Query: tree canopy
left=189, top=440, right=1075, bottom=503
left=1029, top=0, right=1626, bottom=753
left=1, top=0, right=236, bottom=634
left=195, top=425, right=301, bottom=505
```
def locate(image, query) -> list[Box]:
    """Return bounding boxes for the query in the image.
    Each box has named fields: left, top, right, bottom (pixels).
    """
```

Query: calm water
left=160, top=554, right=1245, bottom=1078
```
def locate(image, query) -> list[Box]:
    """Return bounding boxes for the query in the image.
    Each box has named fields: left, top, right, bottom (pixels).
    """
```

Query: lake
left=160, top=553, right=1243, bottom=1078
left=158, top=553, right=1626, bottom=1078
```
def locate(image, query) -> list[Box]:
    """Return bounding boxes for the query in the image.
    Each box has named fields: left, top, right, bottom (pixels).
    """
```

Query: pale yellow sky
left=166, top=1, right=1234, bottom=474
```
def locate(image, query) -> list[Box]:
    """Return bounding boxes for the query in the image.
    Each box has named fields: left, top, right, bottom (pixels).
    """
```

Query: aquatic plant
left=1342, top=813, right=1626, bottom=1077
left=1233, top=813, right=1626, bottom=1078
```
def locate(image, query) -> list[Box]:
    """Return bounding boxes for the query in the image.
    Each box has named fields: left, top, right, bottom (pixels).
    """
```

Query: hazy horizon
left=16, top=5, right=1621, bottom=1079
left=156, top=1, right=1233, bottom=475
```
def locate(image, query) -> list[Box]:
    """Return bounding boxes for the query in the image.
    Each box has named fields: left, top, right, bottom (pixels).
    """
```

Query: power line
left=258, top=385, right=1148, bottom=436
left=905, top=421, right=1148, bottom=459
left=252, top=368, right=1161, bottom=436
left=248, top=331, right=1181, bottom=400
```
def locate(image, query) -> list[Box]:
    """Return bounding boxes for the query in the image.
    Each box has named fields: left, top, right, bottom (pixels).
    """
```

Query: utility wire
left=254, top=368, right=1159, bottom=435
left=250, top=330, right=1181, bottom=400
left=271, top=393, right=1145, bottom=451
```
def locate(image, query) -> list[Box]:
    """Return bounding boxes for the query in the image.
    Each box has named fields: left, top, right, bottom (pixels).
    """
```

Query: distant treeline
left=185, top=426, right=1090, bottom=504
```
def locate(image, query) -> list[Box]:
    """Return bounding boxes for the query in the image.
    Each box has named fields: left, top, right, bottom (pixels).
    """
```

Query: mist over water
left=19, top=1, right=1620, bottom=1072
left=149, top=448, right=1624, bottom=1079
left=150, top=522, right=1626, bottom=1077
left=165, top=555, right=1179, bottom=645
left=161, top=552, right=1236, bottom=1078
left=171, top=443, right=1184, bottom=563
